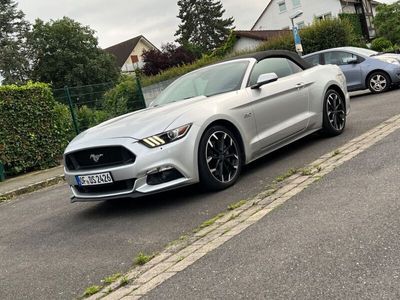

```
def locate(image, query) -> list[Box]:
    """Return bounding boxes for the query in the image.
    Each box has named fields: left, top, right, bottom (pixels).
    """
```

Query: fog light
left=146, top=168, right=184, bottom=185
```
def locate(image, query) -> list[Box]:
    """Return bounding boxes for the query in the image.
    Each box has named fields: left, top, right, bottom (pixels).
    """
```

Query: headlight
left=140, top=124, right=191, bottom=148
left=378, top=57, right=400, bottom=65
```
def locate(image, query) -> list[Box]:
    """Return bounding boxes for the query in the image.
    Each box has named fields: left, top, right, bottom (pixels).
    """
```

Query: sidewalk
left=0, top=165, right=64, bottom=200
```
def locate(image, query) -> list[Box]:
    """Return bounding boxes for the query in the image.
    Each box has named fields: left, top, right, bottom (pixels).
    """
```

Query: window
left=304, top=54, right=320, bottom=66
left=297, top=21, right=305, bottom=29
left=316, top=12, right=332, bottom=20
left=248, top=58, right=303, bottom=86
left=278, top=1, right=287, bottom=12
left=323, top=51, right=358, bottom=66
left=291, top=0, right=301, bottom=8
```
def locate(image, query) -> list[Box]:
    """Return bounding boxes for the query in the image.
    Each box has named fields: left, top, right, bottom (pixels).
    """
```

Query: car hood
left=374, top=53, right=400, bottom=62
left=70, top=96, right=207, bottom=145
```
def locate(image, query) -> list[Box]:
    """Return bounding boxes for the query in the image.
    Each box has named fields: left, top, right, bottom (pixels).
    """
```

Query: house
left=104, top=35, right=158, bottom=73
left=251, top=0, right=381, bottom=40
left=232, top=30, right=291, bottom=53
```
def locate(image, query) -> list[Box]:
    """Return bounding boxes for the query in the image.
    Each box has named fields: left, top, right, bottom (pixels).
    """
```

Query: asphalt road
left=1, top=89, right=400, bottom=299
left=144, top=123, right=400, bottom=300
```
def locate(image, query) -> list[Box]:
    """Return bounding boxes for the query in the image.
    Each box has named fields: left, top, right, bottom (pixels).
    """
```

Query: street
left=1, top=89, right=400, bottom=299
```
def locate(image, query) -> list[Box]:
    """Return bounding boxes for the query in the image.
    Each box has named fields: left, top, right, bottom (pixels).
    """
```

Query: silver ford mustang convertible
left=64, top=50, right=350, bottom=202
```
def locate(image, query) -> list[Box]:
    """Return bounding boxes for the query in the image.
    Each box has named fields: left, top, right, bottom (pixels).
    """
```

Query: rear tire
left=367, top=71, right=391, bottom=93
left=198, top=125, right=242, bottom=191
left=322, top=89, right=346, bottom=136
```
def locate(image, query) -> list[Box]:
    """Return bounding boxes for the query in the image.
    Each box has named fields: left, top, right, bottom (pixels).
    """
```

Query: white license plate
left=76, top=172, right=113, bottom=186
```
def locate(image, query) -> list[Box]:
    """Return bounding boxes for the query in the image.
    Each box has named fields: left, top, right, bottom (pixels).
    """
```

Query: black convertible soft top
left=226, top=50, right=312, bottom=70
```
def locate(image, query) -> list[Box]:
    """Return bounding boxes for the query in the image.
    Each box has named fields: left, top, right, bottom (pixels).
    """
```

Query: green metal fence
left=53, top=74, right=146, bottom=135
left=0, top=162, right=5, bottom=182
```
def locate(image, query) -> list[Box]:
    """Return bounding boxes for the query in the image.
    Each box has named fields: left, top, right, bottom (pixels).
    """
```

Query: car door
left=246, top=57, right=309, bottom=152
left=323, top=51, right=362, bottom=90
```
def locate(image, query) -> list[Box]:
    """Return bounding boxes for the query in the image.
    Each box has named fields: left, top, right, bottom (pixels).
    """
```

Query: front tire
left=367, top=71, right=391, bottom=93
left=322, top=89, right=346, bottom=136
left=198, top=125, right=242, bottom=191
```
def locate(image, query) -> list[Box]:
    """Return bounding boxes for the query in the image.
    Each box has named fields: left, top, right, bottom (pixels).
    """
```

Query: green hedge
left=0, top=82, right=72, bottom=175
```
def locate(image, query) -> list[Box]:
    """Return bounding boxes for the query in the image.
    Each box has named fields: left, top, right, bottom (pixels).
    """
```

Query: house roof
left=104, top=35, right=158, bottom=68
left=251, top=0, right=273, bottom=30
left=234, top=30, right=291, bottom=41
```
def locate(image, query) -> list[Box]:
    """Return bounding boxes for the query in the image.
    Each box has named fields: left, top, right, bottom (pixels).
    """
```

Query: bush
left=103, top=75, right=144, bottom=118
left=0, top=82, right=72, bottom=175
left=371, top=37, right=393, bottom=51
left=256, top=18, right=365, bottom=55
left=77, top=105, right=108, bottom=131
left=339, top=13, right=363, bottom=37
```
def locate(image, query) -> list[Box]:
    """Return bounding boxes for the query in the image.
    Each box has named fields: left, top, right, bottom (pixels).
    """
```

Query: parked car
left=63, top=50, right=349, bottom=202
left=303, top=47, right=400, bottom=93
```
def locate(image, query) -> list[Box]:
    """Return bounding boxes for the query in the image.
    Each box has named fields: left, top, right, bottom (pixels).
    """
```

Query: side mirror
left=251, top=73, right=279, bottom=89
left=344, top=57, right=358, bottom=64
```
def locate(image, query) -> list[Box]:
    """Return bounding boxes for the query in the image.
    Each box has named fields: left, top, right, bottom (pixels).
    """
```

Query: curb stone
left=0, top=175, right=65, bottom=203
left=85, top=114, right=400, bottom=300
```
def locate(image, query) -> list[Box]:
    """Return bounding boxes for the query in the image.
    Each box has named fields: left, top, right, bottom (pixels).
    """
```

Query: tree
left=142, top=43, right=196, bottom=76
left=374, top=1, right=400, bottom=45
left=29, top=17, right=120, bottom=88
left=175, top=0, right=234, bottom=54
left=0, top=0, right=31, bottom=84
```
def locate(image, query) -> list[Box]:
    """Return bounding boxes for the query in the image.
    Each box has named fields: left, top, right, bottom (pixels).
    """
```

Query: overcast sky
left=17, top=0, right=397, bottom=49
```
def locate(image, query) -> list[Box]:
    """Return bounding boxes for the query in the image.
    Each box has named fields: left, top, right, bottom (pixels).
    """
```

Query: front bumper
left=64, top=131, right=199, bottom=202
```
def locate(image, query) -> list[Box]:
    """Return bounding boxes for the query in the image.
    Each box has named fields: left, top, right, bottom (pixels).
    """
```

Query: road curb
left=84, top=114, right=400, bottom=300
left=0, top=175, right=65, bottom=202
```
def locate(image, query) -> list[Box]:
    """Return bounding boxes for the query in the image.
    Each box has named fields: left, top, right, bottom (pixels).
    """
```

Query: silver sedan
left=303, top=46, right=400, bottom=93
left=64, top=50, right=349, bottom=202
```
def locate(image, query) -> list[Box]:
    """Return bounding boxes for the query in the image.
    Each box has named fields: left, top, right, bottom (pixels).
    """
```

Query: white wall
left=232, top=37, right=264, bottom=53
left=253, top=0, right=343, bottom=30
left=121, top=38, right=154, bottom=72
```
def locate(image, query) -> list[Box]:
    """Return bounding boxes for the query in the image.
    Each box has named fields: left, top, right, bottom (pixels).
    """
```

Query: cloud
left=17, top=0, right=265, bottom=48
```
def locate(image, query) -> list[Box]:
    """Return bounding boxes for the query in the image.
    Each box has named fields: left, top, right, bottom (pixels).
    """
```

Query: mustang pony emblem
left=90, top=154, right=103, bottom=163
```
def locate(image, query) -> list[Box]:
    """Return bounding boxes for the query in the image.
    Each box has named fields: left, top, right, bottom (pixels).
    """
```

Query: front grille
left=65, top=146, right=135, bottom=171
left=74, top=179, right=135, bottom=195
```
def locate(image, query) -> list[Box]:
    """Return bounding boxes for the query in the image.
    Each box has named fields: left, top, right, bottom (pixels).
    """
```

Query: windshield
left=152, top=60, right=249, bottom=106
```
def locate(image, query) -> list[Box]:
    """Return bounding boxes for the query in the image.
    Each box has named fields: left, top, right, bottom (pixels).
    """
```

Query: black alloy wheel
left=322, top=89, right=346, bottom=136
left=198, top=125, right=242, bottom=190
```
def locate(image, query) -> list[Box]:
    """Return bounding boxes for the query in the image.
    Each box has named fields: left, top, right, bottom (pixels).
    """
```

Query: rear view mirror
left=251, top=73, right=278, bottom=89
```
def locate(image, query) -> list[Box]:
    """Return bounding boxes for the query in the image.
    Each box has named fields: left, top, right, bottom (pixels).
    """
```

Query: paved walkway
left=0, top=165, right=63, bottom=198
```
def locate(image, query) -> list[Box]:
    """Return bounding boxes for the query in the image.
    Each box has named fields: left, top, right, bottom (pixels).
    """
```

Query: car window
left=248, top=58, right=302, bottom=86
left=304, top=54, right=320, bottom=66
left=323, top=51, right=358, bottom=65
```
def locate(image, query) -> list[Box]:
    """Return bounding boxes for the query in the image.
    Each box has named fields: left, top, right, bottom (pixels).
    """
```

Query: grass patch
left=83, top=285, right=102, bottom=297
left=119, top=276, right=129, bottom=286
left=275, top=168, right=297, bottom=182
left=228, top=200, right=247, bottom=210
left=102, top=273, right=122, bottom=285
left=134, top=252, right=154, bottom=266
left=300, top=168, right=313, bottom=176
left=197, top=213, right=225, bottom=231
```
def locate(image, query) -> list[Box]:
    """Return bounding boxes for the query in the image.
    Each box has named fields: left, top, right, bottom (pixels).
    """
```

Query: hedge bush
left=0, top=82, right=72, bottom=175
left=103, top=76, right=141, bottom=118
left=371, top=37, right=393, bottom=51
